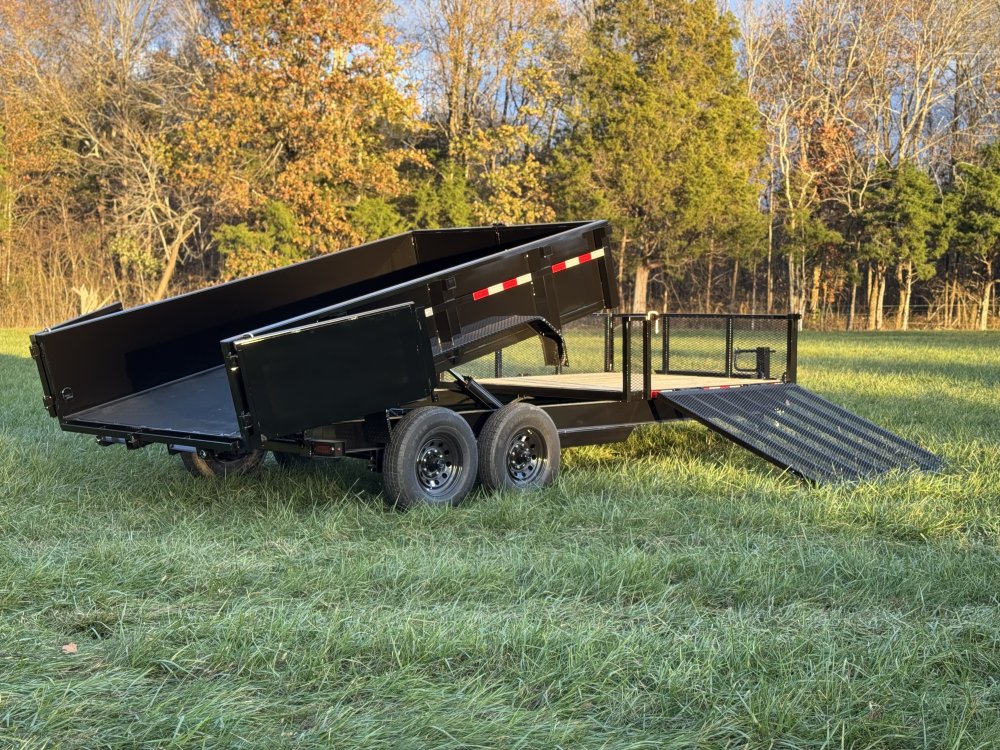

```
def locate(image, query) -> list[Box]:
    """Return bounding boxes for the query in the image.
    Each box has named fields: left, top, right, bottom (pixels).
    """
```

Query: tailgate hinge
left=238, top=411, right=254, bottom=432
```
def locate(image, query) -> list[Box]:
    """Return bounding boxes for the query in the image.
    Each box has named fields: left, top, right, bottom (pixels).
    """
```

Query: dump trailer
left=29, top=221, right=941, bottom=507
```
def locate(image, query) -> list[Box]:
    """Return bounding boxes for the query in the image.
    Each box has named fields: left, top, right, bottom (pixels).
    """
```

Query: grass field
left=1, top=328, right=999, bottom=749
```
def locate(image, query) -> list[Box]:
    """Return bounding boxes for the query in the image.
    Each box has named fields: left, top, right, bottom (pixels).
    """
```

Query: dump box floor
left=69, top=367, right=240, bottom=438
left=478, top=373, right=773, bottom=399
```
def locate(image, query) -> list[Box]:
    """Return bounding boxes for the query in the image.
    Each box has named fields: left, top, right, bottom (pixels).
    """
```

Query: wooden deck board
left=478, top=372, right=773, bottom=396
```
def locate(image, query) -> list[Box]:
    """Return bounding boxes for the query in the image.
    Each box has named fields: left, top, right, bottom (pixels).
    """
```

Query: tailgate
left=229, top=303, right=436, bottom=441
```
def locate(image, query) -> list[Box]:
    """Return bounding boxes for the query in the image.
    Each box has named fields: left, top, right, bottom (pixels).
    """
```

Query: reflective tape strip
left=472, top=272, right=533, bottom=301
left=471, top=247, right=606, bottom=301
left=465, top=246, right=606, bottom=302
left=552, top=247, right=605, bottom=274
left=425, top=245, right=607, bottom=319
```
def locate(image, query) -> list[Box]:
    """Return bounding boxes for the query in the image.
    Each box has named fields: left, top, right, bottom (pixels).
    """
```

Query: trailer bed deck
left=477, top=372, right=775, bottom=399
left=66, top=369, right=774, bottom=440
left=68, top=367, right=240, bottom=438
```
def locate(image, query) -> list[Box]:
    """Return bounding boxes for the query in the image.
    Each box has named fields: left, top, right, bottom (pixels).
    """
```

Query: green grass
left=1, top=328, right=999, bottom=749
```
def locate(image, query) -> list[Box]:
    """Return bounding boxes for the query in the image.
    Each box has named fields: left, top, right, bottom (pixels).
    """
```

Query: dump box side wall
left=224, top=222, right=615, bottom=442
left=33, top=223, right=586, bottom=419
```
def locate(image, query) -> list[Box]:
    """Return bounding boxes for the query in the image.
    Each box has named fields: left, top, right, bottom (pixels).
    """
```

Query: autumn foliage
left=0, top=0, right=998, bottom=328
left=184, top=0, right=416, bottom=273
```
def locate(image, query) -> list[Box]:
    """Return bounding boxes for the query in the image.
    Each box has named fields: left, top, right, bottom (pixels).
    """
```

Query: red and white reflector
left=470, top=247, right=606, bottom=302
left=472, top=272, right=533, bottom=301
left=552, top=247, right=605, bottom=274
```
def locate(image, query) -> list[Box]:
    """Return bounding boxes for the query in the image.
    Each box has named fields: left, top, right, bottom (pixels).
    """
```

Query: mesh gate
left=458, top=312, right=799, bottom=399
left=663, top=315, right=792, bottom=380
left=660, top=383, right=943, bottom=484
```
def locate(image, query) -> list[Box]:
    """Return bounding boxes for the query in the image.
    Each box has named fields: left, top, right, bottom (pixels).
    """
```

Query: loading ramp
left=659, top=383, right=943, bottom=483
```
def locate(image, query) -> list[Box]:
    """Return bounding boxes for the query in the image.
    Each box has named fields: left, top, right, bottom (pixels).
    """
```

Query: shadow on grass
left=800, top=330, right=1000, bottom=387
left=803, top=356, right=1000, bottom=389
left=1, top=345, right=391, bottom=512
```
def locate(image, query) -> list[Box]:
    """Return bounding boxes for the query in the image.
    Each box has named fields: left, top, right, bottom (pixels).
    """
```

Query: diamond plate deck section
left=68, top=366, right=240, bottom=438
left=659, top=383, right=942, bottom=483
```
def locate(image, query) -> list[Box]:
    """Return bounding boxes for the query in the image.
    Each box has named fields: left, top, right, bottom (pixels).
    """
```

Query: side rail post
left=724, top=315, right=734, bottom=377
left=616, top=313, right=653, bottom=401
left=786, top=314, right=800, bottom=383
left=603, top=312, right=615, bottom=372
left=642, top=315, right=653, bottom=399
left=621, top=317, right=632, bottom=398
left=661, top=315, right=669, bottom=374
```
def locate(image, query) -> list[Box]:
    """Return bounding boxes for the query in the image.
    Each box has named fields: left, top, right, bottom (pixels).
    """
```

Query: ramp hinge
left=29, top=343, right=41, bottom=360
left=238, top=412, right=253, bottom=432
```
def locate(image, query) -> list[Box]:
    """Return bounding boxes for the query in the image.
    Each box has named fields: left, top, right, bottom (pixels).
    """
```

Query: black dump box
left=30, top=219, right=941, bottom=507
left=30, top=222, right=614, bottom=455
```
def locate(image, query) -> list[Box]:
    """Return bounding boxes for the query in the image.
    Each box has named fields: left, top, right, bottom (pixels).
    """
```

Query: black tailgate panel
left=233, top=303, right=436, bottom=438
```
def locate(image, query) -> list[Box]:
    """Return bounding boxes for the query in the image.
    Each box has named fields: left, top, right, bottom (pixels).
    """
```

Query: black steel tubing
left=604, top=313, right=615, bottom=372
left=786, top=316, right=799, bottom=383
left=661, top=316, right=669, bottom=374
left=621, top=317, right=631, bottom=400
left=642, top=318, right=652, bottom=399
left=724, top=316, right=734, bottom=377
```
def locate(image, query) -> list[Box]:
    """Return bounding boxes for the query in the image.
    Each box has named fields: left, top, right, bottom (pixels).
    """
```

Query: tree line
left=1, top=0, right=997, bottom=329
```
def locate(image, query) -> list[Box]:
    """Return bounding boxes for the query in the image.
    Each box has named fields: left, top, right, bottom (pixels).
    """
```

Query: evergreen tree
left=859, top=162, right=940, bottom=330
left=555, top=0, right=764, bottom=311
left=945, top=143, right=1000, bottom=330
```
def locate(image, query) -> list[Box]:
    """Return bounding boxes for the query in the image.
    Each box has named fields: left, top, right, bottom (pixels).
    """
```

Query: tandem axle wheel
left=381, top=403, right=561, bottom=508
left=177, top=403, right=564, bottom=509
left=180, top=448, right=267, bottom=478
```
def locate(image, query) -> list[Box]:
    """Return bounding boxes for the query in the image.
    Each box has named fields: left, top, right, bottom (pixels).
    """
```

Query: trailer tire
left=181, top=449, right=267, bottom=478
left=477, top=403, right=559, bottom=492
left=274, top=451, right=312, bottom=468
left=383, top=407, right=478, bottom=508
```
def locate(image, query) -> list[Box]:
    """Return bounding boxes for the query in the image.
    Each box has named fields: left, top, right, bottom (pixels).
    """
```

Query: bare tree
left=1, top=0, right=205, bottom=302
left=742, top=0, right=1000, bottom=328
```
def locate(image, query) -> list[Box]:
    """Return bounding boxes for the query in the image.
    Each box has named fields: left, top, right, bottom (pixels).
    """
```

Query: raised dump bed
left=30, top=222, right=941, bottom=507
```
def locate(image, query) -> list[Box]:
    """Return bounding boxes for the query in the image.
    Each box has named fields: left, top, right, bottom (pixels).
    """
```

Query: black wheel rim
left=416, top=433, right=463, bottom=497
left=505, top=428, right=546, bottom=485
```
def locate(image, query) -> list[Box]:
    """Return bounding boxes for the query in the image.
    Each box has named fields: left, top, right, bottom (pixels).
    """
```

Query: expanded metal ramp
left=659, top=383, right=943, bottom=483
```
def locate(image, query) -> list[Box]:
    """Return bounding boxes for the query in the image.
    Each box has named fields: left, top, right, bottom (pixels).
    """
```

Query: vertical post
left=661, top=316, right=669, bottom=374
left=786, top=314, right=799, bottom=382
left=494, top=349, right=503, bottom=378
left=621, top=317, right=631, bottom=400
left=724, top=316, right=734, bottom=377
left=755, top=346, right=772, bottom=380
left=642, top=317, right=652, bottom=398
left=604, top=313, right=615, bottom=372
